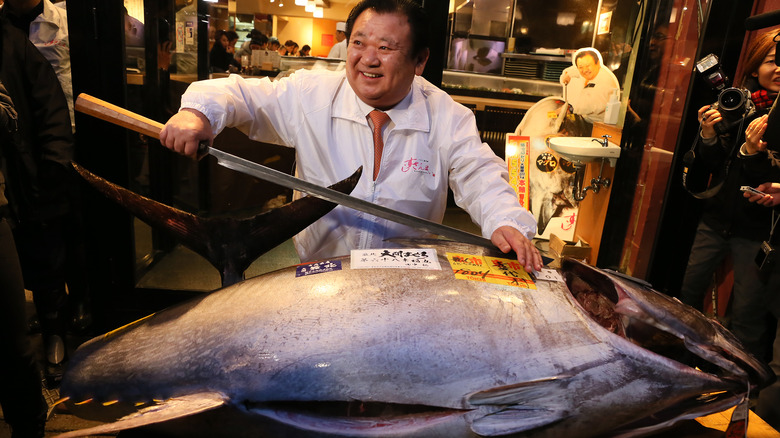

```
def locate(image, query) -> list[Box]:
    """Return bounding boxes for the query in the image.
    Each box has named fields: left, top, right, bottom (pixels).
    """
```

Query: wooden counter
left=450, top=94, right=536, bottom=111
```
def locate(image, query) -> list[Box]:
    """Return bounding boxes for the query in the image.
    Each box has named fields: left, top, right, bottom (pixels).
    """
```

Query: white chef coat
left=28, top=0, right=74, bottom=131
left=327, top=39, right=347, bottom=60
left=181, top=69, right=537, bottom=262
left=560, top=65, right=619, bottom=124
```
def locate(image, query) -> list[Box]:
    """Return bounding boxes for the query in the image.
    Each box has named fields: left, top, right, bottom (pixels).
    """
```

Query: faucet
left=591, top=134, right=612, bottom=148
left=572, top=157, right=611, bottom=202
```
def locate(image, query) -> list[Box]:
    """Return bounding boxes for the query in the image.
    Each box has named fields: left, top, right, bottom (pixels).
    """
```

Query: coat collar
left=331, top=75, right=431, bottom=133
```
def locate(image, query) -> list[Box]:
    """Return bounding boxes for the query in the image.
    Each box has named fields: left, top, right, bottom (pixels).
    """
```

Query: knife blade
left=75, top=93, right=496, bottom=248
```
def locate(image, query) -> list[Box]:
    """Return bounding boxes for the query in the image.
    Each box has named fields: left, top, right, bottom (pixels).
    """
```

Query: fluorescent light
left=295, top=0, right=306, bottom=5
left=305, top=0, right=315, bottom=12
left=314, top=6, right=323, bottom=17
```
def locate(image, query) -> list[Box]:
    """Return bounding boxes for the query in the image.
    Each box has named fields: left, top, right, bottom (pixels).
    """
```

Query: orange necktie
left=369, top=110, right=391, bottom=180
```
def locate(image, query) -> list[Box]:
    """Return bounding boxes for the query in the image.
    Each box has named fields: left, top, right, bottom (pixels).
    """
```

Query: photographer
left=680, top=29, right=780, bottom=360
left=743, top=180, right=780, bottom=430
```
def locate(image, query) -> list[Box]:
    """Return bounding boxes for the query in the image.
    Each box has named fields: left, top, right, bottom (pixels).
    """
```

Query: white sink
left=547, top=136, right=621, bottom=166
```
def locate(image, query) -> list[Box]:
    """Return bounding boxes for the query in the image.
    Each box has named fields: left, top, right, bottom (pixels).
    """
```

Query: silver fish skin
left=57, top=251, right=771, bottom=438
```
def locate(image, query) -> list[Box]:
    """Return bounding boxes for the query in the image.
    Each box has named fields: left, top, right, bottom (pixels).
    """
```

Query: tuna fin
left=468, top=376, right=572, bottom=436
left=72, top=162, right=362, bottom=287
left=467, top=375, right=572, bottom=406
left=470, top=406, right=569, bottom=436
left=53, top=392, right=228, bottom=438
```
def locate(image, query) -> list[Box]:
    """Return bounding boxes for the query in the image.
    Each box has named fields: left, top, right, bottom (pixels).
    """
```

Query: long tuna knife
left=75, top=93, right=495, bottom=248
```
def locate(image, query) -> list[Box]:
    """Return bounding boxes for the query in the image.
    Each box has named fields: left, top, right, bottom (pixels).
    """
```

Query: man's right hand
left=560, top=70, right=571, bottom=85
left=159, top=108, right=213, bottom=158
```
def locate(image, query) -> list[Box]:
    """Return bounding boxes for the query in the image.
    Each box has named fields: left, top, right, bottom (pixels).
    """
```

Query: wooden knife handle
left=75, top=93, right=163, bottom=139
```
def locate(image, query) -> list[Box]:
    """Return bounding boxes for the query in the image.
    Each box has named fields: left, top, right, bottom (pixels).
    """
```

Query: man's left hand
left=491, top=226, right=543, bottom=273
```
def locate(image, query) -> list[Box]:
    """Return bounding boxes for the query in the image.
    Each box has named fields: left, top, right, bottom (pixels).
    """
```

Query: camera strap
left=681, top=118, right=746, bottom=199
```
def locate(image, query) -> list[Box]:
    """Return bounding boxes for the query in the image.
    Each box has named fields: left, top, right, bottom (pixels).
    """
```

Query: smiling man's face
left=576, top=53, right=600, bottom=82
left=346, top=9, right=429, bottom=110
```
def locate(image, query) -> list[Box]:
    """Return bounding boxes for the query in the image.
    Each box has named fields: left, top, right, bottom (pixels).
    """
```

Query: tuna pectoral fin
left=54, top=392, right=227, bottom=438
left=468, top=376, right=572, bottom=436
left=471, top=406, right=568, bottom=436
left=467, top=375, right=572, bottom=406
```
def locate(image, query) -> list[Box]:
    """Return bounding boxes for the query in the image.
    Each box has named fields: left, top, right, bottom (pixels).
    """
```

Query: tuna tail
left=55, top=392, right=228, bottom=438
left=72, top=162, right=362, bottom=287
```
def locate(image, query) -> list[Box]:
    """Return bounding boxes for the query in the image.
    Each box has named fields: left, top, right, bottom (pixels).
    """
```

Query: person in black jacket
left=0, top=15, right=75, bottom=390
left=680, top=29, right=780, bottom=360
left=209, top=29, right=240, bottom=73
left=0, top=19, right=63, bottom=437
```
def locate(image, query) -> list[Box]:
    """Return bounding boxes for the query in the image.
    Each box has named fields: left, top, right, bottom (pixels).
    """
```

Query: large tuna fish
left=56, top=240, right=772, bottom=438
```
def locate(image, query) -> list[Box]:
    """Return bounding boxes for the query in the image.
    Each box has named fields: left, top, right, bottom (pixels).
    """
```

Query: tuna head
left=561, top=258, right=774, bottom=422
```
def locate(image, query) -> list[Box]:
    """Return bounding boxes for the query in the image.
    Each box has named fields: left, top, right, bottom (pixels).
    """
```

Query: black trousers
left=0, top=217, right=46, bottom=429
left=13, top=216, right=69, bottom=343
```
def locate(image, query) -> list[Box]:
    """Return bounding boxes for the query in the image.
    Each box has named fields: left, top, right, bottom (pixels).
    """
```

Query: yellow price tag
left=446, top=253, right=536, bottom=289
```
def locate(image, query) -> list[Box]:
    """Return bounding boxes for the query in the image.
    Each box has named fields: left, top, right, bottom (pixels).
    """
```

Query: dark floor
left=0, top=290, right=113, bottom=438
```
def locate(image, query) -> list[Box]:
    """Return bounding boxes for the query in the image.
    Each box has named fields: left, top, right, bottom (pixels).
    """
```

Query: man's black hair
left=575, top=50, right=599, bottom=65
left=252, top=33, right=268, bottom=46
left=345, top=0, right=429, bottom=58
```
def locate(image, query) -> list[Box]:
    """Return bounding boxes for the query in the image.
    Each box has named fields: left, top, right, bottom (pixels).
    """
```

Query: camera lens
left=718, top=88, right=746, bottom=112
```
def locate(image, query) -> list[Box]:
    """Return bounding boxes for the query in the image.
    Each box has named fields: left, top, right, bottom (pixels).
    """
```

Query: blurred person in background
left=225, top=30, right=239, bottom=56
left=279, top=39, right=298, bottom=56
left=328, top=21, right=347, bottom=59
left=209, top=29, right=240, bottom=73
left=268, top=36, right=281, bottom=52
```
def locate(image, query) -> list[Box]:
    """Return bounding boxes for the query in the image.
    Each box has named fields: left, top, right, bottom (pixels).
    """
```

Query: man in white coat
left=160, top=0, right=542, bottom=272
left=327, top=21, right=348, bottom=59
left=560, top=48, right=620, bottom=124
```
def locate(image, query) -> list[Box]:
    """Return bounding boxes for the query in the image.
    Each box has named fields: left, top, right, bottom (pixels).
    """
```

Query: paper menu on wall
left=506, top=135, right=530, bottom=210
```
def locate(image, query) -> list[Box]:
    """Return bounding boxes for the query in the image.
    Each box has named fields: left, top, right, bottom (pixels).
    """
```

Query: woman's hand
left=698, top=105, right=722, bottom=139
left=744, top=114, right=769, bottom=155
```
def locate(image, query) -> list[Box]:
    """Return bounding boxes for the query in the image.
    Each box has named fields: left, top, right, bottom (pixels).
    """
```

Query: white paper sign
left=535, top=268, right=564, bottom=282
left=351, top=248, right=441, bottom=270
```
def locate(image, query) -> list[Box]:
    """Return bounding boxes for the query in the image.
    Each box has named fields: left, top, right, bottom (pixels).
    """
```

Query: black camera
left=755, top=240, right=777, bottom=272
left=696, top=54, right=754, bottom=135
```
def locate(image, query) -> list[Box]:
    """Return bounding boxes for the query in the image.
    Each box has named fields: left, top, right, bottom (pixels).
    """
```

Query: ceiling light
left=305, top=0, right=315, bottom=12
left=295, top=0, right=306, bottom=5
left=314, top=6, right=323, bottom=17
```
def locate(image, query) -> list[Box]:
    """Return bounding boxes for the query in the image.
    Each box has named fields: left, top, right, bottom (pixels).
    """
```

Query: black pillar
left=422, top=0, right=448, bottom=87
